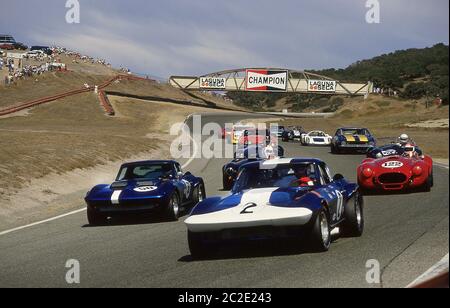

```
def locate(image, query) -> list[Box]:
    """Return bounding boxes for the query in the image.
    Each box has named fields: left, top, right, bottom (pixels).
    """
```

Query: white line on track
left=0, top=208, right=87, bottom=237
left=406, top=253, right=449, bottom=288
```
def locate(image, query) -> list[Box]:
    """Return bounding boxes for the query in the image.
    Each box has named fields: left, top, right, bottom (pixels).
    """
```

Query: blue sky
left=1, top=0, right=448, bottom=78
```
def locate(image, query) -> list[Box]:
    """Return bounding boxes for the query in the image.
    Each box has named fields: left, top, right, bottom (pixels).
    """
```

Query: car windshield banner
left=200, top=77, right=226, bottom=90
left=246, top=70, right=288, bottom=92
left=308, top=80, right=337, bottom=93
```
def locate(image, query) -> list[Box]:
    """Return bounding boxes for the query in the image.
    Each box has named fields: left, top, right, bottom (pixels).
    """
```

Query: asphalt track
left=0, top=112, right=448, bottom=288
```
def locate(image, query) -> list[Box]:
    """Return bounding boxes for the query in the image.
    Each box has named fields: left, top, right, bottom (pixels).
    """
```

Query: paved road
left=0, top=113, right=448, bottom=288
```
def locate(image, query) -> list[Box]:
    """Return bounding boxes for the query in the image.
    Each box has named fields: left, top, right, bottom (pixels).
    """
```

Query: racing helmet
left=399, top=134, right=409, bottom=145
left=403, top=143, right=416, bottom=158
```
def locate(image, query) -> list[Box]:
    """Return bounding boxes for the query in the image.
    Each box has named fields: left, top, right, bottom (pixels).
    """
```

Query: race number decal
left=181, top=179, right=192, bottom=199
left=133, top=186, right=158, bottom=193
left=382, top=161, right=403, bottom=169
left=381, top=149, right=398, bottom=156
left=241, top=203, right=257, bottom=214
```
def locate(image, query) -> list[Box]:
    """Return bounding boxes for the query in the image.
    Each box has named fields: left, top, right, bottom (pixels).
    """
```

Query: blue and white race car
left=85, top=160, right=205, bottom=225
left=185, top=158, right=364, bottom=258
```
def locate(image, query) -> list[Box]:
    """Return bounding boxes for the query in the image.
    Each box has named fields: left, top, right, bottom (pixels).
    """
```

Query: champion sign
left=246, top=70, right=288, bottom=92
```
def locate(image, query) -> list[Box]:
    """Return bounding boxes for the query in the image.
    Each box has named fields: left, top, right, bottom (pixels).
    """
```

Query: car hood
left=87, top=179, right=168, bottom=200
left=191, top=187, right=311, bottom=215
left=343, top=134, right=370, bottom=143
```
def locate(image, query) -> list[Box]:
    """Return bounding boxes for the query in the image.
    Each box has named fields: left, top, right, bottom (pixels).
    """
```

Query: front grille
left=379, top=173, right=407, bottom=184
left=313, top=138, right=325, bottom=142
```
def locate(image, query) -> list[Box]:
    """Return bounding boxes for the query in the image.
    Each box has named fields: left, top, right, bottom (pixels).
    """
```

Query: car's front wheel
left=308, top=209, right=331, bottom=252
left=166, top=193, right=180, bottom=221
left=87, top=208, right=108, bottom=226
left=343, top=191, right=364, bottom=237
left=193, top=183, right=205, bottom=205
left=222, top=174, right=234, bottom=191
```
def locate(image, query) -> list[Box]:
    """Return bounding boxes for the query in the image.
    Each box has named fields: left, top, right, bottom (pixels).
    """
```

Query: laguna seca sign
left=308, top=80, right=337, bottom=93
left=246, top=70, right=288, bottom=92
left=200, top=77, right=226, bottom=90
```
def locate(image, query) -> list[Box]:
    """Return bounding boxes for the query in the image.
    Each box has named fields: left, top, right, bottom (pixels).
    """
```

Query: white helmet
left=399, top=134, right=409, bottom=144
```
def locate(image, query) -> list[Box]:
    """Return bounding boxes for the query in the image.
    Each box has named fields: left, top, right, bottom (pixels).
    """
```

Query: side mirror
left=333, top=174, right=345, bottom=181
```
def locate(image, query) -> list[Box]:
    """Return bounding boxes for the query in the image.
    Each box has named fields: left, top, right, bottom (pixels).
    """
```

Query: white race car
left=185, top=158, right=364, bottom=258
left=301, top=131, right=332, bottom=146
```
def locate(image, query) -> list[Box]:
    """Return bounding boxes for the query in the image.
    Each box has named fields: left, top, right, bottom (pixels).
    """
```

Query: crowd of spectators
left=1, top=45, right=116, bottom=86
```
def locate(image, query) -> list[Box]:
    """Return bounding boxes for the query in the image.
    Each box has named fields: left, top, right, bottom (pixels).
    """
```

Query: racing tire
left=193, top=183, right=206, bottom=205
left=308, top=209, right=331, bottom=252
left=166, top=193, right=181, bottom=221
left=87, top=208, right=108, bottom=226
left=331, top=145, right=339, bottom=154
left=188, top=231, right=216, bottom=259
left=342, top=191, right=364, bottom=237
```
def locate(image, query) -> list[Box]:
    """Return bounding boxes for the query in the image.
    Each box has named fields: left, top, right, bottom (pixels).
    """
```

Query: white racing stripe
left=111, top=190, right=122, bottom=205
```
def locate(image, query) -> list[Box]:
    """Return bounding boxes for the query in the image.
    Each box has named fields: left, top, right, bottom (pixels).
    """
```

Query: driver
left=291, top=165, right=315, bottom=187
left=397, top=134, right=411, bottom=147
left=403, top=143, right=424, bottom=159
left=264, top=141, right=280, bottom=160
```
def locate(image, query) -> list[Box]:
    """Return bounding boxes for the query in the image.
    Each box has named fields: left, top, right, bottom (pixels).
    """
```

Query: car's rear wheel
left=166, top=193, right=180, bottom=221
left=87, top=208, right=108, bottom=226
left=343, top=191, right=364, bottom=237
left=188, top=231, right=215, bottom=259
left=308, top=209, right=331, bottom=252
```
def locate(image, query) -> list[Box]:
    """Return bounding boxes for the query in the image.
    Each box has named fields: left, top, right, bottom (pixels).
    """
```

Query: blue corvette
left=331, top=127, right=376, bottom=154
left=186, top=158, right=364, bottom=258
left=85, top=160, right=205, bottom=225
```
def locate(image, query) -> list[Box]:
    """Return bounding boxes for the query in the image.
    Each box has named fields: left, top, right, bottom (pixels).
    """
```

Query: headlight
left=369, top=142, right=376, bottom=146
left=362, top=168, right=373, bottom=178
left=341, top=141, right=347, bottom=145
left=413, top=166, right=423, bottom=176
left=226, top=168, right=236, bottom=176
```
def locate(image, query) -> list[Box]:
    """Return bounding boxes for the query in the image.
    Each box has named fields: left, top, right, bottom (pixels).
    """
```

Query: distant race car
left=238, top=129, right=271, bottom=146
left=231, top=123, right=255, bottom=144
left=301, top=131, right=332, bottom=146
left=282, top=127, right=306, bottom=142
left=186, top=158, right=364, bottom=258
left=331, top=127, right=376, bottom=154
left=222, top=145, right=285, bottom=190
left=85, top=160, right=205, bottom=225
left=358, top=144, right=433, bottom=193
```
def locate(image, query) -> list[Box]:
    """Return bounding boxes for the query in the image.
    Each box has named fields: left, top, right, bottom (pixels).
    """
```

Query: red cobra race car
left=357, top=144, right=433, bottom=193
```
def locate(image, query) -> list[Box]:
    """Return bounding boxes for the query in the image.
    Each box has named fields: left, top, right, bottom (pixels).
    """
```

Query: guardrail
left=0, top=74, right=153, bottom=117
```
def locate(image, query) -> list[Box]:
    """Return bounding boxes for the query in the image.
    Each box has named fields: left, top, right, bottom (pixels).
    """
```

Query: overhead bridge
left=169, top=68, right=372, bottom=96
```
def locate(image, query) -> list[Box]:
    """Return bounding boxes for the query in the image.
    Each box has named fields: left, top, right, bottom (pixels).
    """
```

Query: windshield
left=310, top=131, right=326, bottom=137
left=342, top=129, right=368, bottom=135
left=233, top=163, right=317, bottom=191
left=234, top=147, right=267, bottom=160
left=116, top=163, right=173, bottom=181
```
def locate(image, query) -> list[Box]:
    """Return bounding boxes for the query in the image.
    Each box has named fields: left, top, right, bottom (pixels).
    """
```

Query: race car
left=187, top=158, right=364, bottom=258
left=238, top=129, right=271, bottom=147
left=281, top=126, right=306, bottom=142
left=358, top=144, right=433, bottom=193
left=301, top=131, right=332, bottom=146
left=85, top=160, right=205, bottom=225
left=222, top=145, right=285, bottom=190
left=231, top=123, right=255, bottom=144
left=331, top=127, right=376, bottom=154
